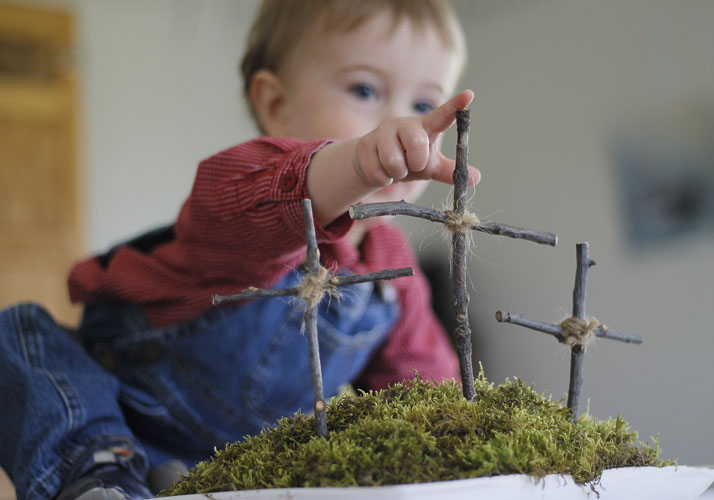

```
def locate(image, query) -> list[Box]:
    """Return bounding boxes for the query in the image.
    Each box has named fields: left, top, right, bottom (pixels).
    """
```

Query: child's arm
left=306, top=90, right=479, bottom=227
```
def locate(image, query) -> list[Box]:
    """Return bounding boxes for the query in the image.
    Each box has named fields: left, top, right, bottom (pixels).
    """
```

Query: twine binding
left=297, top=265, right=340, bottom=309
left=559, top=316, right=601, bottom=349
left=444, top=209, right=480, bottom=233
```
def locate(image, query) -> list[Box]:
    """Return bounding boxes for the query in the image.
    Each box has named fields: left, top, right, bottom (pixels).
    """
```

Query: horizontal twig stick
left=350, top=200, right=443, bottom=221
left=350, top=201, right=557, bottom=247
left=475, top=221, right=557, bottom=245
left=495, top=311, right=643, bottom=345
left=331, top=267, right=413, bottom=286
left=495, top=311, right=562, bottom=337
left=213, top=287, right=300, bottom=305
left=591, top=326, right=642, bottom=344
left=213, top=268, right=414, bottom=306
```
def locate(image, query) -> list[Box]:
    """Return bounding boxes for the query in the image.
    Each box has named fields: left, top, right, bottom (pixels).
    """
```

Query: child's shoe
left=146, top=460, right=189, bottom=493
left=55, top=437, right=153, bottom=500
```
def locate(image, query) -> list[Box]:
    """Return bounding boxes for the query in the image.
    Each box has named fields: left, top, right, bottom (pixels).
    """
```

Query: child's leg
left=92, top=270, right=398, bottom=466
left=0, top=303, right=149, bottom=500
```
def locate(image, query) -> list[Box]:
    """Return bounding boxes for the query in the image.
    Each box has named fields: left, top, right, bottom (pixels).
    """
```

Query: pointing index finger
left=422, top=89, right=474, bottom=139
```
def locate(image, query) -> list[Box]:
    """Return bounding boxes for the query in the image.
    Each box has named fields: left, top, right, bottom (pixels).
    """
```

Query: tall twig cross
left=213, top=199, right=413, bottom=438
left=495, top=242, right=643, bottom=421
left=350, top=109, right=558, bottom=401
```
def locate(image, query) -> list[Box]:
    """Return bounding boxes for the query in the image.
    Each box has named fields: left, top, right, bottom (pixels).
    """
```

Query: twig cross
left=350, top=109, right=557, bottom=400
left=213, top=199, right=413, bottom=438
left=495, top=242, right=643, bottom=421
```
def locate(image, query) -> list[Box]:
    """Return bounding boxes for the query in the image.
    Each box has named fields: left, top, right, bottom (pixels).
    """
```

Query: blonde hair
left=240, top=0, right=465, bottom=129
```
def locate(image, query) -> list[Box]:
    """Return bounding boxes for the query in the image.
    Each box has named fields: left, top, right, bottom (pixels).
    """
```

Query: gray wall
left=78, top=1, right=260, bottom=249
left=26, top=0, right=713, bottom=466
left=438, top=0, right=714, bottom=466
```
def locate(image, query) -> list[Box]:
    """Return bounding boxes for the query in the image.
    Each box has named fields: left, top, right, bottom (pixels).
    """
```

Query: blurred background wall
left=438, top=0, right=714, bottom=469
left=3, top=0, right=713, bottom=478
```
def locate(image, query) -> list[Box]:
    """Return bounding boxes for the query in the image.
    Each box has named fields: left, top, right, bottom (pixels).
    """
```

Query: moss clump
left=160, top=374, right=672, bottom=496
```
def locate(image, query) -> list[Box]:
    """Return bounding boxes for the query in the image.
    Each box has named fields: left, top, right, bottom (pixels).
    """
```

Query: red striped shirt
left=68, top=136, right=459, bottom=390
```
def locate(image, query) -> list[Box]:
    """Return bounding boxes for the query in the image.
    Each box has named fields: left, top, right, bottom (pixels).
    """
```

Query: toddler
left=0, top=1, right=479, bottom=499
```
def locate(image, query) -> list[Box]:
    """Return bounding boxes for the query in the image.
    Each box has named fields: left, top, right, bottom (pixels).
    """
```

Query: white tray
left=159, top=465, right=714, bottom=500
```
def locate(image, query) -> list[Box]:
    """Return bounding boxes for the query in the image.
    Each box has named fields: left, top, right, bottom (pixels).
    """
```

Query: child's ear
left=250, top=69, right=289, bottom=136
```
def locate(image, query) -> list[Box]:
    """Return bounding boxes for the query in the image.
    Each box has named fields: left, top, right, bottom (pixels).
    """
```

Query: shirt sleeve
left=351, top=224, right=461, bottom=390
left=174, top=136, right=353, bottom=288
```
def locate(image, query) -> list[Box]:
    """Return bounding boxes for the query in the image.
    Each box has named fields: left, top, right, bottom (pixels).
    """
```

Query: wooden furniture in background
left=0, top=2, right=82, bottom=327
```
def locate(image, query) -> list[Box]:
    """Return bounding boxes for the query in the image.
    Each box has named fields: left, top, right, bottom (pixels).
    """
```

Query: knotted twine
left=296, top=265, right=341, bottom=334
left=558, top=316, right=603, bottom=349
left=444, top=209, right=480, bottom=233
left=298, top=266, right=340, bottom=305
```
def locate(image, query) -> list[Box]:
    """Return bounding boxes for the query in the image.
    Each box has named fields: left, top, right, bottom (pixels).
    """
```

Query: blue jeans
left=0, top=270, right=398, bottom=500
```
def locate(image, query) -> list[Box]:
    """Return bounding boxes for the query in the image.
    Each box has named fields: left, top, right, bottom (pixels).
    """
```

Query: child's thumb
left=422, top=90, right=474, bottom=139
left=428, top=152, right=481, bottom=186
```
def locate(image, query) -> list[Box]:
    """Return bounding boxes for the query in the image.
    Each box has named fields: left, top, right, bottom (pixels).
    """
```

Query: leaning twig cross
left=350, top=109, right=557, bottom=401
left=495, top=242, right=643, bottom=421
left=213, top=199, right=413, bottom=438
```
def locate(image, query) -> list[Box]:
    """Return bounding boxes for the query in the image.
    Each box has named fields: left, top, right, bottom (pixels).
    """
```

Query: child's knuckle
left=409, top=133, right=428, bottom=150
left=386, top=153, right=404, bottom=170
left=364, top=168, right=386, bottom=186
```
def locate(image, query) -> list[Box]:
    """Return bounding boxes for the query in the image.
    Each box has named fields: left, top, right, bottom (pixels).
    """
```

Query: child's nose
left=380, top=103, right=402, bottom=122
left=382, top=96, right=416, bottom=121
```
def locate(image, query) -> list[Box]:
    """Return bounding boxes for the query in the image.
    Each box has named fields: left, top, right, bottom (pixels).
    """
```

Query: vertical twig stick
left=302, top=199, right=329, bottom=438
left=566, top=242, right=595, bottom=419
left=452, top=110, right=476, bottom=400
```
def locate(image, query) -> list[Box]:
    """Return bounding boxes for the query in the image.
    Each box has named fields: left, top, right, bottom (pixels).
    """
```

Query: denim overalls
left=0, top=269, right=399, bottom=500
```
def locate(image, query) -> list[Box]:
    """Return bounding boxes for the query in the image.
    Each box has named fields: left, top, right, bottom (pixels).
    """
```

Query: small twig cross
left=495, top=242, right=643, bottom=421
left=350, top=109, right=557, bottom=401
left=213, top=199, right=413, bottom=438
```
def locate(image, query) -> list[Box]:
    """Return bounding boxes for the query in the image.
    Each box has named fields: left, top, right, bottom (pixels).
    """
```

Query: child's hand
left=307, top=89, right=480, bottom=227
left=352, top=89, right=480, bottom=188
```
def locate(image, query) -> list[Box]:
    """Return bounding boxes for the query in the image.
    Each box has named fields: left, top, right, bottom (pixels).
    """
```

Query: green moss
left=160, top=373, right=672, bottom=496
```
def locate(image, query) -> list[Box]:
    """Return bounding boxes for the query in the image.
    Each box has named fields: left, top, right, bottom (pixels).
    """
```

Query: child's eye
left=413, top=100, right=435, bottom=115
left=349, top=83, right=377, bottom=100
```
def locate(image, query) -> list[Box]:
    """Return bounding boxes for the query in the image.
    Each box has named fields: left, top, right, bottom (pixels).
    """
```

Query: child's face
left=275, top=12, right=463, bottom=203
